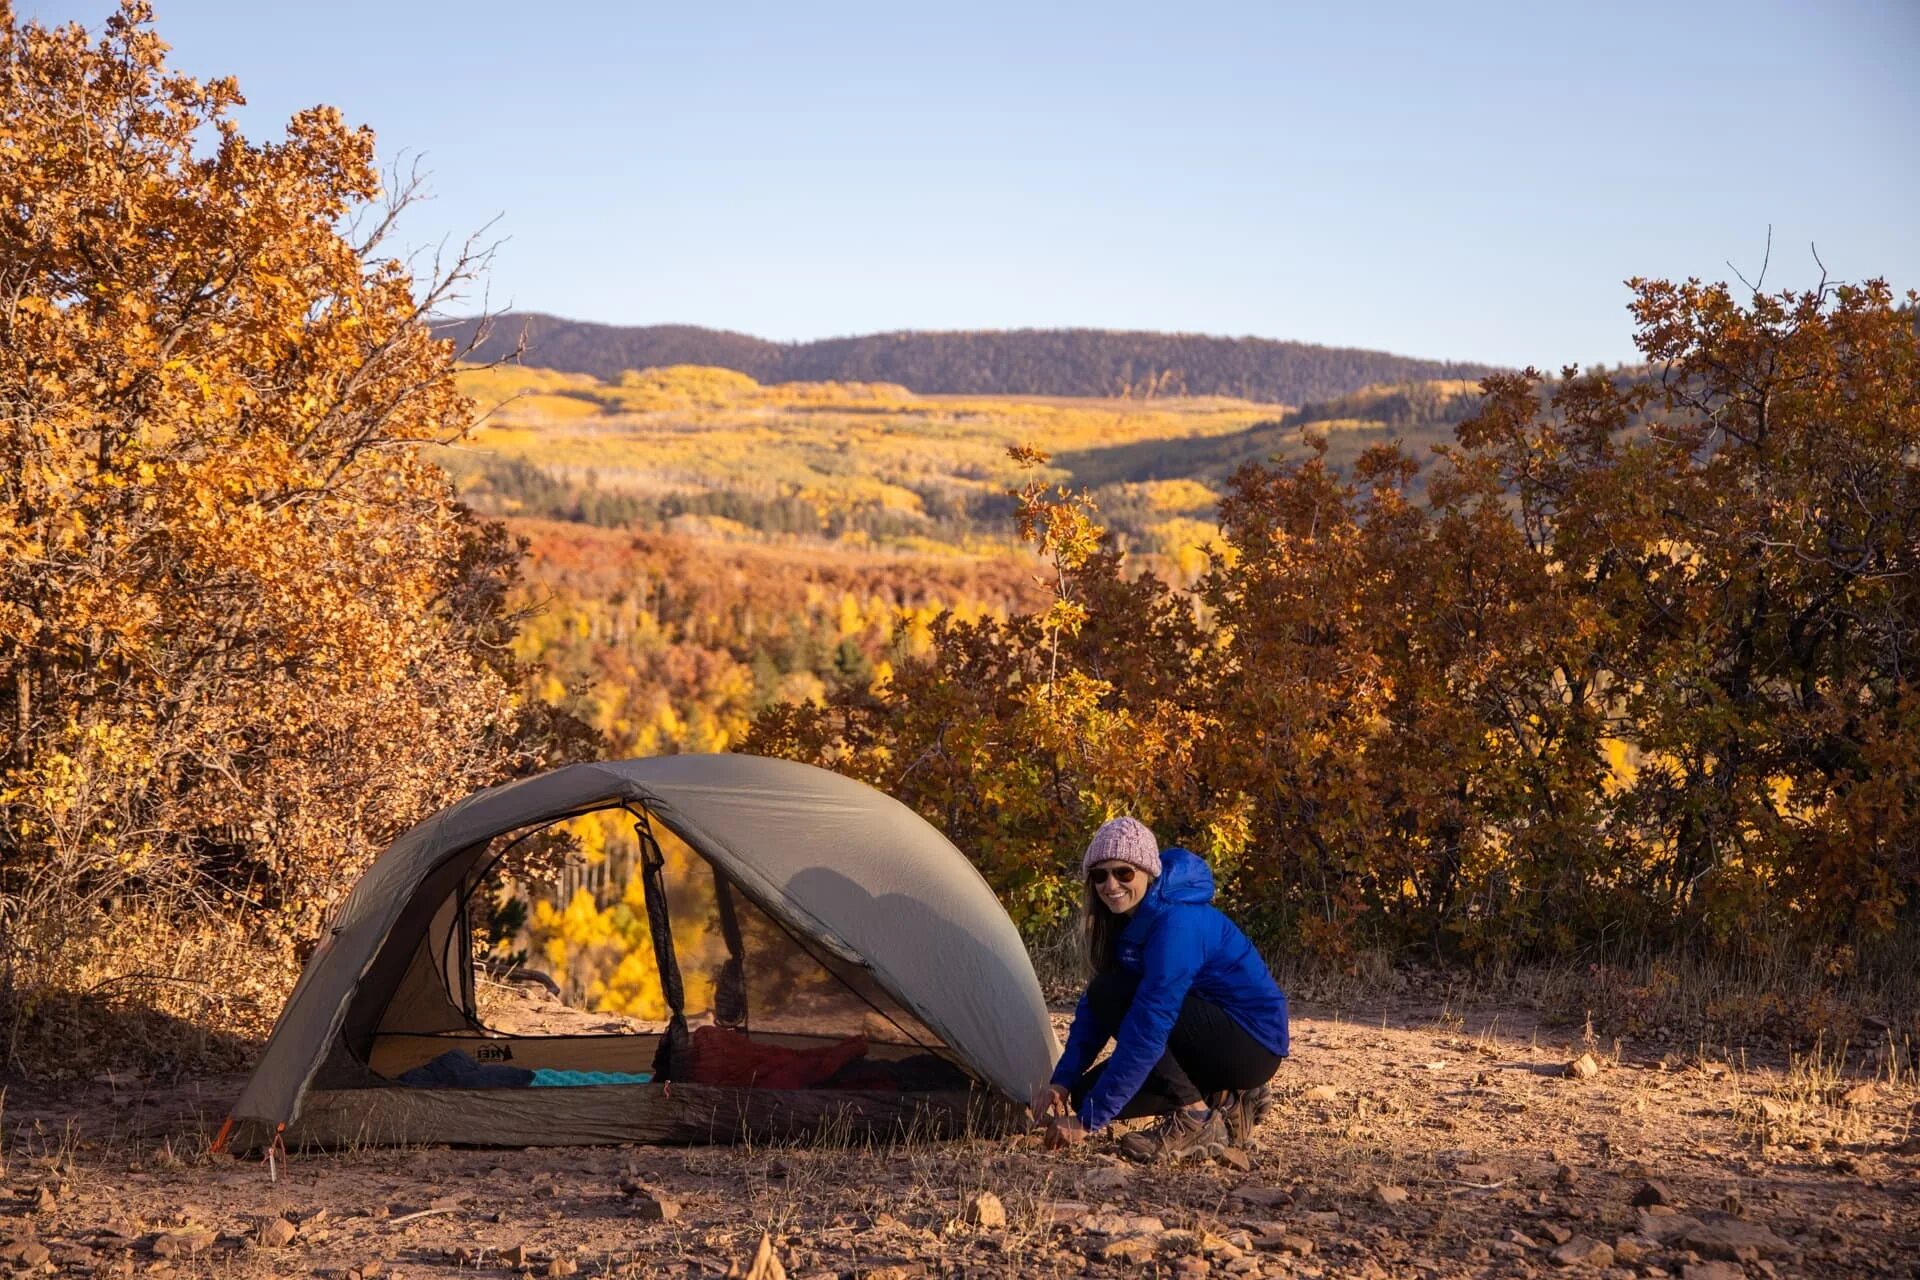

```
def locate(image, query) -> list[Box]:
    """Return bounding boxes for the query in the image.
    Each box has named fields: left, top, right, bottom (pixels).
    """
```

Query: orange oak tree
left=0, top=2, right=572, bottom=1041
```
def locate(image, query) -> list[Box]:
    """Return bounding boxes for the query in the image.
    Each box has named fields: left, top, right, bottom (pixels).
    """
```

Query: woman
left=1033, top=817, right=1289, bottom=1162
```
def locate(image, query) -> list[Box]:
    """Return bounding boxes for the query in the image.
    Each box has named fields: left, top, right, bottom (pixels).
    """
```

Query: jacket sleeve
left=1048, top=987, right=1102, bottom=1089
left=1078, top=914, right=1205, bottom=1130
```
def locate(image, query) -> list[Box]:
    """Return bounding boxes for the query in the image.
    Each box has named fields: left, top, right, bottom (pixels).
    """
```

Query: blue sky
left=28, top=1, right=1920, bottom=368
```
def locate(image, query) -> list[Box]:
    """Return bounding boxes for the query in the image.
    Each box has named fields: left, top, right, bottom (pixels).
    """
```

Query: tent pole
left=629, top=807, right=690, bottom=1079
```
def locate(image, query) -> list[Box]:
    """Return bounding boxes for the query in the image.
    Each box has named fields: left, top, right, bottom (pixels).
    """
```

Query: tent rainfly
left=217, top=755, right=1059, bottom=1150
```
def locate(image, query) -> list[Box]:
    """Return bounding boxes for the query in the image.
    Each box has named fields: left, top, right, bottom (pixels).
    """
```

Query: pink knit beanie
left=1081, top=816, right=1161, bottom=879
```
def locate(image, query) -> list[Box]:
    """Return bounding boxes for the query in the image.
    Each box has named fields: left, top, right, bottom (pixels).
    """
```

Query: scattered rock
left=1631, top=1180, right=1676, bottom=1208
left=629, top=1189, right=681, bottom=1222
left=744, top=1233, right=787, bottom=1280
left=502, top=1243, right=527, bottom=1268
left=964, top=1192, right=1006, bottom=1231
left=1837, top=1082, right=1877, bottom=1108
left=1540, top=1222, right=1573, bottom=1246
left=1677, top=1216, right=1794, bottom=1260
left=256, top=1217, right=298, bottom=1249
left=1554, top=1163, right=1578, bottom=1186
left=1457, top=1162, right=1503, bottom=1182
left=1506, top=1229, right=1540, bottom=1249
left=547, top=1258, right=578, bottom=1278
left=1612, top=1235, right=1646, bottom=1264
left=1080, top=1213, right=1163, bottom=1236
left=1302, top=1085, right=1341, bottom=1103
left=1046, top=1200, right=1091, bottom=1224
left=1080, top=1165, right=1130, bottom=1193
left=1197, top=1233, right=1242, bottom=1260
left=1215, top=1147, right=1252, bottom=1173
left=31, top=1185, right=57, bottom=1214
left=1681, top=1264, right=1746, bottom=1280
left=1097, top=1235, right=1160, bottom=1264
left=1371, top=1184, right=1408, bottom=1206
left=1269, top=1234, right=1314, bottom=1256
left=1231, top=1184, right=1292, bottom=1208
left=1549, top=1236, right=1613, bottom=1268
left=150, top=1230, right=216, bottom=1259
left=0, top=1240, right=52, bottom=1268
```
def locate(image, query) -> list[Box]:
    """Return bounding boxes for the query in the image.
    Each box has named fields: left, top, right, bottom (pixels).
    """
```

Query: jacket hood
left=1141, top=846, right=1214, bottom=912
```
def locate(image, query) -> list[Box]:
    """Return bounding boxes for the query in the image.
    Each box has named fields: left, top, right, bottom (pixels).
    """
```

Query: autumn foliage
left=0, top=2, right=571, bottom=1050
left=752, top=277, right=1920, bottom=967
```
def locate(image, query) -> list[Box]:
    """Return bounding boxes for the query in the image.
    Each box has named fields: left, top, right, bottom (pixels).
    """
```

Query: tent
left=217, top=754, right=1059, bottom=1151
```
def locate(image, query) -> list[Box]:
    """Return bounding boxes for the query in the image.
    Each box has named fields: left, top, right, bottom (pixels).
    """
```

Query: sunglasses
left=1088, top=866, right=1138, bottom=886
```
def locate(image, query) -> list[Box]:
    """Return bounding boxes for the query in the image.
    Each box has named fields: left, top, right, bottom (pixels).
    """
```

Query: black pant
left=1065, top=969, right=1284, bottom=1121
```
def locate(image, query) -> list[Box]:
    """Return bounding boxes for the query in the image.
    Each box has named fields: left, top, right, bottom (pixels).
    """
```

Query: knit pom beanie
left=1081, top=816, right=1161, bottom=879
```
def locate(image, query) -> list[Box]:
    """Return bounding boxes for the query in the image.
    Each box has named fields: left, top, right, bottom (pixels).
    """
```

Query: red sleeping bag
left=682, top=1025, right=868, bottom=1089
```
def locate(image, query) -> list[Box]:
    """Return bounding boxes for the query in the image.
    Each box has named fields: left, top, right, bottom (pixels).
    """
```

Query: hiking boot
left=1210, top=1083, right=1273, bottom=1147
left=1117, top=1105, right=1228, bottom=1164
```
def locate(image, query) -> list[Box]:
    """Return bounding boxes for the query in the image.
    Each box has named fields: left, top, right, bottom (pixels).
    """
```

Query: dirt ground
left=2, top=1001, right=1915, bottom=1279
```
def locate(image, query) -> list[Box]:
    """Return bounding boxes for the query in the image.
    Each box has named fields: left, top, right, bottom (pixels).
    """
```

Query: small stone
left=1613, top=1235, right=1645, bottom=1263
left=1681, top=1264, right=1745, bottom=1280
left=631, top=1191, right=681, bottom=1222
left=502, top=1243, right=527, bottom=1267
left=1554, top=1163, right=1578, bottom=1186
left=1198, top=1233, right=1242, bottom=1260
left=1, top=1240, right=53, bottom=1268
left=964, top=1192, right=1007, bottom=1230
left=1631, top=1181, right=1676, bottom=1208
left=1216, top=1146, right=1252, bottom=1173
left=1079, top=1213, right=1163, bottom=1236
left=151, top=1231, right=216, bottom=1259
left=1232, top=1184, right=1292, bottom=1208
left=1371, top=1184, right=1408, bottom=1206
left=1677, top=1217, right=1793, bottom=1260
left=32, top=1185, right=57, bottom=1214
left=547, top=1257, right=579, bottom=1278
left=1565, top=1053, right=1601, bottom=1080
left=1302, top=1085, right=1341, bottom=1103
left=1506, top=1230, right=1539, bottom=1249
left=1837, top=1082, right=1877, bottom=1108
left=1097, top=1235, right=1160, bottom=1264
left=1549, top=1236, right=1613, bottom=1268
left=257, top=1217, right=298, bottom=1249
left=1080, top=1165, right=1130, bottom=1192
left=1540, top=1223, right=1574, bottom=1246
left=1275, top=1234, right=1313, bottom=1256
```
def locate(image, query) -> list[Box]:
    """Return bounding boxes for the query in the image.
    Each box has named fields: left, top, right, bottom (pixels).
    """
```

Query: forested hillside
left=442, top=312, right=1501, bottom=404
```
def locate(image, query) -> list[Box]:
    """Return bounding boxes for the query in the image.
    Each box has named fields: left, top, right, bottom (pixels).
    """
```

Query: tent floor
left=242, top=1080, right=1016, bottom=1151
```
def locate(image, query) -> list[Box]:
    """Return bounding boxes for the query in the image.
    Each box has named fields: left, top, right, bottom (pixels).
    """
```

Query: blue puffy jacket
left=1050, top=846, right=1289, bottom=1130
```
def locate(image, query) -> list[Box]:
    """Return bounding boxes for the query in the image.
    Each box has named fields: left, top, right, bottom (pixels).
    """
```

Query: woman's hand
left=1030, top=1082, right=1070, bottom=1122
left=1043, top=1114, right=1087, bottom=1149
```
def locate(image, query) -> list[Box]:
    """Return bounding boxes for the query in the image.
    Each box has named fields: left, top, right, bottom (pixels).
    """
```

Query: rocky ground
left=1, top=1002, right=1915, bottom=1278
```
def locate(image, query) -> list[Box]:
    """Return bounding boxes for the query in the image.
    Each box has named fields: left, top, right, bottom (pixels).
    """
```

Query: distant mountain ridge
left=441, top=313, right=1502, bottom=405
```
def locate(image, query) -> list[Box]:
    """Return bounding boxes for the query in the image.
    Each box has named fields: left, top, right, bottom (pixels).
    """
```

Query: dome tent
left=216, top=754, right=1058, bottom=1150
